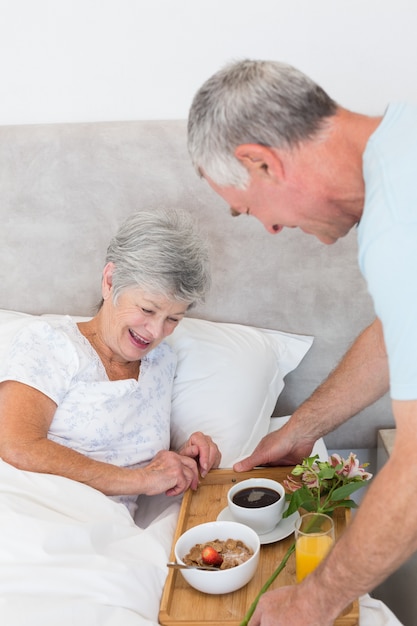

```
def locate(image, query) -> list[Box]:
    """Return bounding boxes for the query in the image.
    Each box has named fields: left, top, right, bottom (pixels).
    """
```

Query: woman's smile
left=128, top=328, right=152, bottom=350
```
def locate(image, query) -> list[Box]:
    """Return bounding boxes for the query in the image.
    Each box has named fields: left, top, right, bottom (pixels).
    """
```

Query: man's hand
left=248, top=583, right=336, bottom=626
left=234, top=421, right=315, bottom=472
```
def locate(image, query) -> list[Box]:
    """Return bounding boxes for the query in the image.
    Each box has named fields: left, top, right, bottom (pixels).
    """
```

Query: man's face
left=205, top=166, right=357, bottom=245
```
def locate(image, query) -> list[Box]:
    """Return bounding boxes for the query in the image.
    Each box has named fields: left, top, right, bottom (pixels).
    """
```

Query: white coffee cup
left=227, top=478, right=286, bottom=535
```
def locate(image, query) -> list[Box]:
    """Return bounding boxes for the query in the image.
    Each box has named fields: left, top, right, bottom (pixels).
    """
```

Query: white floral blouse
left=0, top=316, right=177, bottom=515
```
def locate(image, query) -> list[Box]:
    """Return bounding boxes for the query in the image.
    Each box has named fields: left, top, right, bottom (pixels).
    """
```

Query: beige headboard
left=0, top=119, right=393, bottom=448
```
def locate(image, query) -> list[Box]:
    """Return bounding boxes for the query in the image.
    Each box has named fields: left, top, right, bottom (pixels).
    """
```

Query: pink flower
left=284, top=470, right=320, bottom=493
left=329, top=453, right=343, bottom=469
left=284, top=452, right=372, bottom=501
left=330, top=452, right=372, bottom=481
left=302, top=469, right=320, bottom=489
left=283, top=476, right=302, bottom=492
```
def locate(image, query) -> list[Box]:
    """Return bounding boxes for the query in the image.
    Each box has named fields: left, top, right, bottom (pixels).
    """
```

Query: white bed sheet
left=0, top=458, right=180, bottom=626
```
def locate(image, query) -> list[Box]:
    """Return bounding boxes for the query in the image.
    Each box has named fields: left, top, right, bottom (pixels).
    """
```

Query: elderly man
left=187, top=59, right=417, bottom=626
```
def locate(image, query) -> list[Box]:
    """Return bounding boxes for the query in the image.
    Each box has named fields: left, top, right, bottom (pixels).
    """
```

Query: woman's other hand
left=178, top=431, right=221, bottom=478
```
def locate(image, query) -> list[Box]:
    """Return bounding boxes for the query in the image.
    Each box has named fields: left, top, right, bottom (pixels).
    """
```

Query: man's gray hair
left=187, top=59, right=337, bottom=188
left=105, top=208, right=210, bottom=307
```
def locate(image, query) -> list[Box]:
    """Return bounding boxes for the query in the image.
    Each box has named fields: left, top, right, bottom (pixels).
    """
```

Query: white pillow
left=0, top=309, right=35, bottom=356
left=166, top=318, right=313, bottom=467
left=0, top=310, right=313, bottom=468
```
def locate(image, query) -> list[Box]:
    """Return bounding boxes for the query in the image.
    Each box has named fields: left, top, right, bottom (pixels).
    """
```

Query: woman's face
left=101, top=285, right=188, bottom=364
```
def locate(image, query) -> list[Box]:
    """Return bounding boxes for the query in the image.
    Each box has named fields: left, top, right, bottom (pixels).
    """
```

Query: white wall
left=0, top=0, right=417, bottom=125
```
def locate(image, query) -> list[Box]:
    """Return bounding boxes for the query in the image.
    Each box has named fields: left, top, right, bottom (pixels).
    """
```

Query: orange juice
left=296, top=534, right=334, bottom=582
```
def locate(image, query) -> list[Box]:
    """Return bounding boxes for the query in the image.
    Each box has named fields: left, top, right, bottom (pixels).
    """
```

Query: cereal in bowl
left=183, top=538, right=253, bottom=570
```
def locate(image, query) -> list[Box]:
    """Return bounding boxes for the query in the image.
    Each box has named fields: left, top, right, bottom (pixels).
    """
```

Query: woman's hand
left=178, top=431, right=221, bottom=478
left=140, top=449, right=201, bottom=496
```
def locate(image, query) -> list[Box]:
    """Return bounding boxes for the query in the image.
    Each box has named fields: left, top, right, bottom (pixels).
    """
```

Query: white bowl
left=174, top=520, right=260, bottom=594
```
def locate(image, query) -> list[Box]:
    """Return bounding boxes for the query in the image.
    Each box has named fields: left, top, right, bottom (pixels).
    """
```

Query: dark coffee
left=232, top=487, right=281, bottom=509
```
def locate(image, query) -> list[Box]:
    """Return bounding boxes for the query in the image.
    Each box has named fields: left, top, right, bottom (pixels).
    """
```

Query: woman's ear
left=101, top=262, right=114, bottom=300
left=234, top=144, right=284, bottom=182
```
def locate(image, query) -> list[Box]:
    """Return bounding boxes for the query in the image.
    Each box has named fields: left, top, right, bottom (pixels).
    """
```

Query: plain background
left=1, top=0, right=417, bottom=125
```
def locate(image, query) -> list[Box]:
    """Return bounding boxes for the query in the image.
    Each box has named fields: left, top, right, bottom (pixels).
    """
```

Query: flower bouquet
left=239, top=453, right=372, bottom=626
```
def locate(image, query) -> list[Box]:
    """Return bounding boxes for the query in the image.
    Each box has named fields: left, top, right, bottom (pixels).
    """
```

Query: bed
left=0, top=120, right=400, bottom=625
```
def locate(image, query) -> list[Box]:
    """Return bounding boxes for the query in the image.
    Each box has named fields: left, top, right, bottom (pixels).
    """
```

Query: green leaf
left=323, top=500, right=358, bottom=513
left=331, top=480, right=368, bottom=501
left=291, top=465, right=305, bottom=476
left=299, top=500, right=318, bottom=512
left=283, top=486, right=315, bottom=517
left=318, top=466, right=336, bottom=480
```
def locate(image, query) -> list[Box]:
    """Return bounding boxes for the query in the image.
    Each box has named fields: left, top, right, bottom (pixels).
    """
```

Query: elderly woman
left=0, top=208, right=220, bottom=516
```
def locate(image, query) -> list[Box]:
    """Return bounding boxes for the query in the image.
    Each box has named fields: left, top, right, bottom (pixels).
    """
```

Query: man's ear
left=234, top=144, right=284, bottom=182
left=102, top=262, right=114, bottom=300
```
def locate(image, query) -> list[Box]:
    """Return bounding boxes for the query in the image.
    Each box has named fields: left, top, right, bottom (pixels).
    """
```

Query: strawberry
left=201, top=545, right=223, bottom=567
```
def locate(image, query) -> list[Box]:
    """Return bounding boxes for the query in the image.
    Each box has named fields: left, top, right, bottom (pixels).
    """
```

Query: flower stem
left=239, top=541, right=296, bottom=626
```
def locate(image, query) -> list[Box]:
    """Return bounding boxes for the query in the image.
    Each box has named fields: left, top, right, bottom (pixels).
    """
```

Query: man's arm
left=234, top=317, right=389, bottom=470
left=249, top=397, right=417, bottom=626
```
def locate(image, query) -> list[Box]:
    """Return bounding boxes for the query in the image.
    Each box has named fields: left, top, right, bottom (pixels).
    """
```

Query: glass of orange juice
left=295, top=512, right=335, bottom=582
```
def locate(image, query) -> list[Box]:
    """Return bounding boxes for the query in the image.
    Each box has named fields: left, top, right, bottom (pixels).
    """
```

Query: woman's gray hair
left=187, top=59, right=337, bottom=188
left=105, top=208, right=211, bottom=308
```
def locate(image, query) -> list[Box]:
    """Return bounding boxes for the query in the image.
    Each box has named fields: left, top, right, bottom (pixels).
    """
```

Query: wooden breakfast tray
left=159, top=467, right=359, bottom=626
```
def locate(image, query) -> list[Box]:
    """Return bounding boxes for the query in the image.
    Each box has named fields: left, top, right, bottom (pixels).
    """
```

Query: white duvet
left=0, top=458, right=180, bottom=626
left=0, top=451, right=403, bottom=626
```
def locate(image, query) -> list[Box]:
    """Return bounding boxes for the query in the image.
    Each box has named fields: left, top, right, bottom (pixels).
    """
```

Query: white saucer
left=216, top=505, right=300, bottom=545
